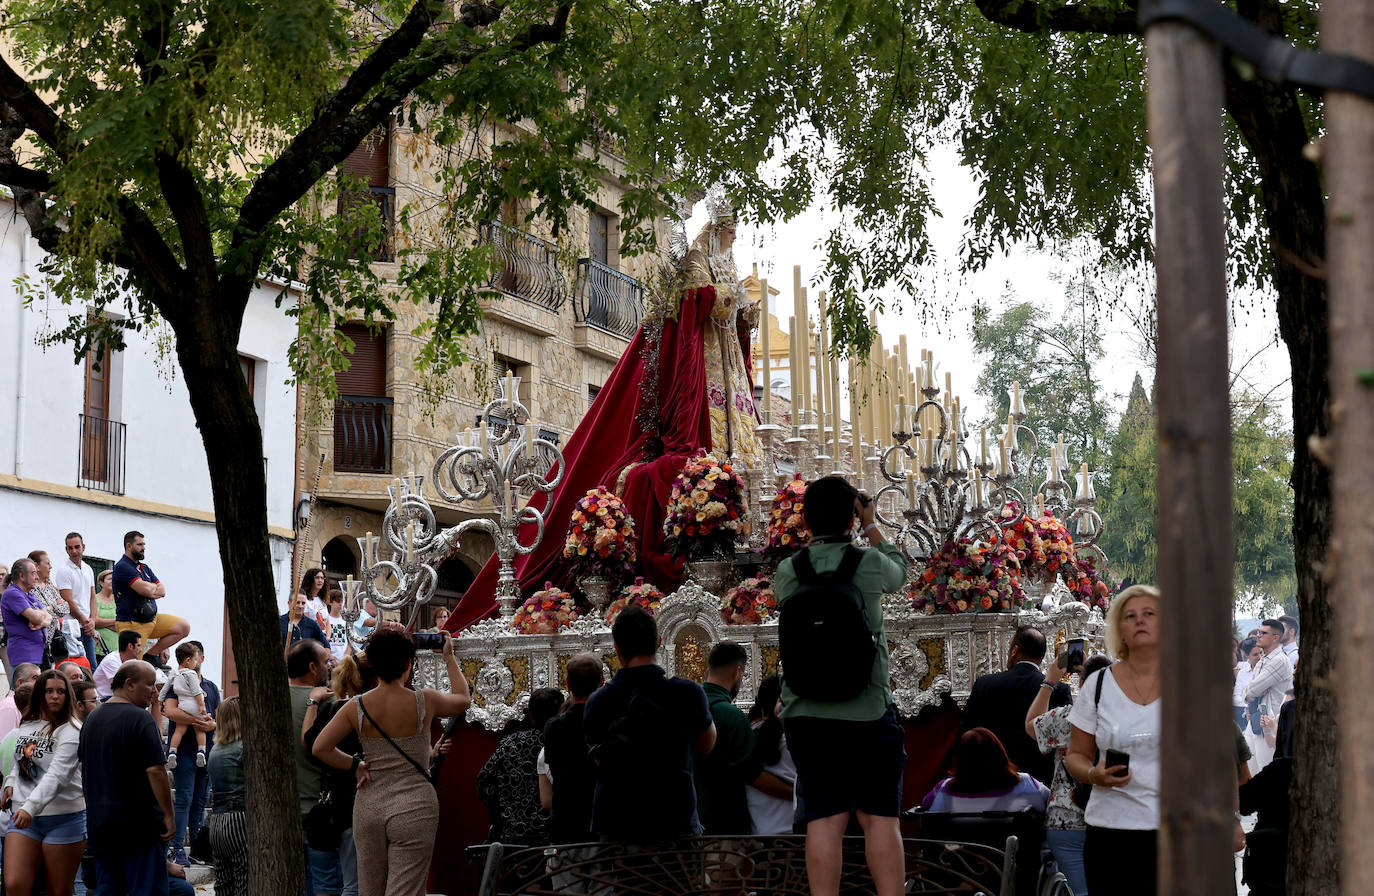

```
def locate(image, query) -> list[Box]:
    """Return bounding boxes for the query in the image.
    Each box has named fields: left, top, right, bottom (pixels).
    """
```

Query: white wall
left=0, top=203, right=300, bottom=683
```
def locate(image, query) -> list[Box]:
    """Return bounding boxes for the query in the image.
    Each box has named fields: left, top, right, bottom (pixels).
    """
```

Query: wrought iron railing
left=78, top=414, right=126, bottom=495
left=479, top=223, right=567, bottom=310
left=574, top=257, right=644, bottom=340
left=338, top=186, right=396, bottom=262
left=334, top=395, right=393, bottom=474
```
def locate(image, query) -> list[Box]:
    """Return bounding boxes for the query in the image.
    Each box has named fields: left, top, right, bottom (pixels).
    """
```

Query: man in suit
left=959, top=625, right=1071, bottom=785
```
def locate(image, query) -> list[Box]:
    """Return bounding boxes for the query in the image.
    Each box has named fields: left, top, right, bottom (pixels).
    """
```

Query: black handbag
left=129, top=597, right=158, bottom=623
left=303, top=789, right=344, bottom=851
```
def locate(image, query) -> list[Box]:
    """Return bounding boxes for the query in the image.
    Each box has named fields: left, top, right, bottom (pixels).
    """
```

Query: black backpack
left=778, top=545, right=876, bottom=701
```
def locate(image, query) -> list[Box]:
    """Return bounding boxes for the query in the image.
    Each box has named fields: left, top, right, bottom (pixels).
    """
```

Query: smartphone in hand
left=1104, top=749, right=1131, bottom=772
left=1065, top=638, right=1086, bottom=674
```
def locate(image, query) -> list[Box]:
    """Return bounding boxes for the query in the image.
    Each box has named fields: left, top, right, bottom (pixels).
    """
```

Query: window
left=239, top=355, right=256, bottom=394
left=587, top=383, right=600, bottom=410
left=333, top=324, right=392, bottom=473
left=79, top=343, right=126, bottom=494
left=589, top=211, right=612, bottom=267
left=338, top=126, right=394, bottom=261
left=489, top=354, right=532, bottom=420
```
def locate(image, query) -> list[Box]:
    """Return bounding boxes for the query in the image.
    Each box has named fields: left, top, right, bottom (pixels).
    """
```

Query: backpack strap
left=793, top=547, right=818, bottom=583
left=836, top=545, right=866, bottom=582
left=1094, top=665, right=1107, bottom=707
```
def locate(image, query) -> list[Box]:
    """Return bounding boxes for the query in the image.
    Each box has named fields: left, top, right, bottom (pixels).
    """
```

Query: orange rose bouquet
left=511, top=582, right=580, bottom=634
left=720, top=576, right=776, bottom=625
left=605, top=577, right=663, bottom=625
left=662, top=452, right=748, bottom=561
left=563, top=487, right=637, bottom=581
left=909, top=538, right=1024, bottom=615
left=764, top=475, right=810, bottom=559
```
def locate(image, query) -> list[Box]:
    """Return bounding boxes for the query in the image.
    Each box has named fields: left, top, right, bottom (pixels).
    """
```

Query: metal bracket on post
left=1139, top=0, right=1374, bottom=99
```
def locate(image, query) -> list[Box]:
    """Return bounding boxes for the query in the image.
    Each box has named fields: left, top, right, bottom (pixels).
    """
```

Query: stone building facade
left=298, top=118, right=671, bottom=623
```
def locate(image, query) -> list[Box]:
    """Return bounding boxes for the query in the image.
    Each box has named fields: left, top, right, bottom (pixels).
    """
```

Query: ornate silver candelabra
left=338, top=376, right=567, bottom=638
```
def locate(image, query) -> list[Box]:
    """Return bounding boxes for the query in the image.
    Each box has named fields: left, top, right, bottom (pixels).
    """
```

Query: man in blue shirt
left=281, top=594, right=329, bottom=648
left=162, top=640, right=220, bottom=866
left=110, top=531, right=189, bottom=670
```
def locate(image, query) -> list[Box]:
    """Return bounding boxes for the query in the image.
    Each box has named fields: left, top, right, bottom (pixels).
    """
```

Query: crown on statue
left=705, top=184, right=736, bottom=226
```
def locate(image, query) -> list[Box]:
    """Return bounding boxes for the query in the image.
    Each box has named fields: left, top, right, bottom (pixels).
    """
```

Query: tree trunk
left=174, top=293, right=306, bottom=896
left=1145, top=22, right=1237, bottom=895
left=1322, top=6, right=1374, bottom=893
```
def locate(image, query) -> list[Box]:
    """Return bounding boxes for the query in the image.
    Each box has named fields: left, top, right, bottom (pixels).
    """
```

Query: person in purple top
left=1, top=559, right=52, bottom=668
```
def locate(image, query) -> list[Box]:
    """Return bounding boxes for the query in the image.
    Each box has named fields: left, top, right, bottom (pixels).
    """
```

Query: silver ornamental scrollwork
left=465, top=660, right=526, bottom=732
left=890, top=641, right=953, bottom=717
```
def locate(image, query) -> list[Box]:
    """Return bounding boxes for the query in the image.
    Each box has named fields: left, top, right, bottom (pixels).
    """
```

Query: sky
left=707, top=141, right=1293, bottom=434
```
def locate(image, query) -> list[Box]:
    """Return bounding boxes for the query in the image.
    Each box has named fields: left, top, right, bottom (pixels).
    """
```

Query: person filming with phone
left=1065, top=585, right=1162, bottom=896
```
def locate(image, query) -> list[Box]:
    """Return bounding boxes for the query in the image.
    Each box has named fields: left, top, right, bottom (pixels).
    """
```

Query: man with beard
left=693, top=641, right=793, bottom=835
left=110, top=531, right=189, bottom=670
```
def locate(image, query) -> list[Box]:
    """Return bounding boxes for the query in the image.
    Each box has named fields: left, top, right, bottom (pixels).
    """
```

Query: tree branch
left=226, top=1, right=573, bottom=299
left=0, top=161, right=51, bottom=192
left=972, top=0, right=1139, bottom=36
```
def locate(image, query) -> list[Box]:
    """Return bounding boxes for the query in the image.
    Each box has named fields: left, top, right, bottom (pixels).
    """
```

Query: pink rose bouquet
left=605, top=577, right=663, bottom=625
left=511, top=582, right=580, bottom=634
left=662, top=452, right=748, bottom=561
left=910, top=537, right=1025, bottom=615
left=764, top=475, right=810, bottom=559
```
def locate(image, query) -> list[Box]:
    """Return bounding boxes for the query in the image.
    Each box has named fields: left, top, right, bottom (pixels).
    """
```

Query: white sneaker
left=166, top=752, right=178, bottom=769
left=195, top=750, right=207, bottom=768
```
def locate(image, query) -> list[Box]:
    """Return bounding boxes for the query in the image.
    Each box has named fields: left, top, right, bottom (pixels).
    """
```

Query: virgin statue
left=449, top=194, right=763, bottom=629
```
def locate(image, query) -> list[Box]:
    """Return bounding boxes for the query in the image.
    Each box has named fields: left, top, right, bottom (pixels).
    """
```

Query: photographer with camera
left=312, top=626, right=469, bottom=896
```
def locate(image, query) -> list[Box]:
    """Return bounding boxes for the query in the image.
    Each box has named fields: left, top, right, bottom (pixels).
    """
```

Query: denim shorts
left=9, top=809, right=86, bottom=844
left=784, top=705, right=907, bottom=824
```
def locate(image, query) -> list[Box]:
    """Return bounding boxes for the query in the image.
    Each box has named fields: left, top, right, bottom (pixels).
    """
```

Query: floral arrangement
left=1062, top=554, right=1112, bottom=612
left=764, top=475, right=809, bottom=559
left=909, top=538, right=1025, bottom=615
left=999, top=503, right=1075, bottom=580
left=721, top=576, right=776, bottom=625
left=563, top=487, right=637, bottom=581
left=511, top=582, right=580, bottom=634
left=661, top=452, right=748, bottom=560
left=605, top=577, right=664, bottom=625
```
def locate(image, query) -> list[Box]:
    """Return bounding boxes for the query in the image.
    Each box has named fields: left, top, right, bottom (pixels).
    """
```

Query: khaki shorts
left=115, top=615, right=185, bottom=644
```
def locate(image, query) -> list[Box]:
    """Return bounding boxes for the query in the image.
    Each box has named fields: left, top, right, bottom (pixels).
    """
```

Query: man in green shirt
left=776, top=475, right=908, bottom=896
left=694, top=641, right=793, bottom=834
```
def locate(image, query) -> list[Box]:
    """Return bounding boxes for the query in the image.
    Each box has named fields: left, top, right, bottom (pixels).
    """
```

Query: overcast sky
left=707, top=142, right=1292, bottom=432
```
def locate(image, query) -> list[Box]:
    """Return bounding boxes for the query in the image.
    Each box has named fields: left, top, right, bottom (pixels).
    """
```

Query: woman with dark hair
left=1234, top=636, right=1259, bottom=731
left=921, top=727, right=1050, bottom=813
left=2, top=669, right=84, bottom=895
left=746, top=673, right=795, bottom=834
left=297, top=568, right=330, bottom=635
left=312, top=627, right=470, bottom=896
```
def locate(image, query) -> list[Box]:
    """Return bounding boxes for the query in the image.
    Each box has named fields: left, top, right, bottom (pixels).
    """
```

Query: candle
left=793, top=267, right=806, bottom=411
left=817, top=290, right=830, bottom=430
left=897, top=392, right=907, bottom=434
left=980, top=426, right=988, bottom=465
left=812, top=321, right=823, bottom=427
left=944, top=370, right=952, bottom=396
left=948, top=407, right=959, bottom=462
left=526, top=421, right=538, bottom=452
left=480, top=421, right=489, bottom=454
left=1005, top=415, right=1017, bottom=451
left=1011, top=380, right=1025, bottom=416
left=1080, top=462, right=1090, bottom=497
left=906, top=471, right=917, bottom=505
left=849, top=357, right=861, bottom=466
left=924, top=350, right=934, bottom=382
left=788, top=315, right=800, bottom=414
left=759, top=278, right=771, bottom=421
left=999, top=443, right=1010, bottom=475
left=829, top=340, right=842, bottom=463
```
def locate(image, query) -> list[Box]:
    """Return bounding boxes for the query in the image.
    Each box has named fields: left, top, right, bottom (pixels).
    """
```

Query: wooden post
left=1324, top=4, right=1374, bottom=894
left=1144, top=19, right=1236, bottom=896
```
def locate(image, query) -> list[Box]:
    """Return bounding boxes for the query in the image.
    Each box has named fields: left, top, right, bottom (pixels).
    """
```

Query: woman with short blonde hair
left=1065, top=585, right=1162, bottom=896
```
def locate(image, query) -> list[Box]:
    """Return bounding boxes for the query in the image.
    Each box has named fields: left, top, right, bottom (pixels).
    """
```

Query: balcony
left=78, top=413, right=127, bottom=495
left=334, top=395, right=393, bottom=474
left=574, top=258, right=644, bottom=341
left=480, top=223, right=567, bottom=311
left=338, top=186, right=396, bottom=262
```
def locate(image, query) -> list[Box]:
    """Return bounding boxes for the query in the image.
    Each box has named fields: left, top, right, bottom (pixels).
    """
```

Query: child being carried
left=162, top=642, right=210, bottom=769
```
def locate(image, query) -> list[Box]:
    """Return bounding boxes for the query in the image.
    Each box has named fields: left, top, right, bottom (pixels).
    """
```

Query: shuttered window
left=336, top=324, right=387, bottom=396
left=333, top=325, right=391, bottom=474
left=338, top=126, right=394, bottom=261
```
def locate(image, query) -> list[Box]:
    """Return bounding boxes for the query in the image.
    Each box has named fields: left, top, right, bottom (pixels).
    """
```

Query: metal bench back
left=474, top=834, right=1015, bottom=896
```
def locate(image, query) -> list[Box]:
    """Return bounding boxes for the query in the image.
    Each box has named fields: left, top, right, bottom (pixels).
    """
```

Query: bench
left=472, top=834, right=1016, bottom=896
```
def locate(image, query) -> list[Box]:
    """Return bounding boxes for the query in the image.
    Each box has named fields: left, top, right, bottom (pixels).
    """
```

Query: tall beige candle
left=759, top=278, right=770, bottom=422
left=849, top=357, right=861, bottom=466
left=817, top=291, right=831, bottom=439
left=788, top=316, right=800, bottom=423
left=828, top=332, right=842, bottom=462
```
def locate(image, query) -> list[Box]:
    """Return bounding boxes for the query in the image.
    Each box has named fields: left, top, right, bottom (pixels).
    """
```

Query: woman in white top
left=1066, top=585, right=1162, bottom=896
left=3, top=669, right=85, bottom=896
left=1233, top=636, right=1258, bottom=730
